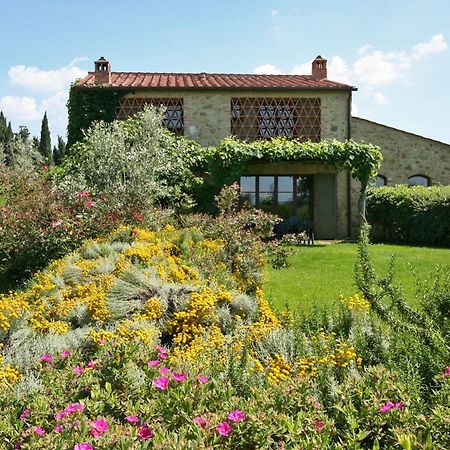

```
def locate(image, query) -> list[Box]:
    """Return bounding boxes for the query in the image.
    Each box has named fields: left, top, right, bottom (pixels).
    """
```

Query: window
left=369, top=175, right=387, bottom=187
left=231, top=98, right=321, bottom=142
left=239, top=175, right=313, bottom=219
left=408, top=175, right=430, bottom=187
left=116, top=98, right=184, bottom=135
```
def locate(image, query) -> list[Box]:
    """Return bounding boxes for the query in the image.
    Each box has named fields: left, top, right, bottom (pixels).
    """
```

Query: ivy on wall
left=67, top=86, right=126, bottom=148
left=208, top=137, right=383, bottom=187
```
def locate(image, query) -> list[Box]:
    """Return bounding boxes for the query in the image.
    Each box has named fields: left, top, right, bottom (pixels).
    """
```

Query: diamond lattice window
left=231, top=97, right=321, bottom=141
left=116, top=98, right=184, bottom=135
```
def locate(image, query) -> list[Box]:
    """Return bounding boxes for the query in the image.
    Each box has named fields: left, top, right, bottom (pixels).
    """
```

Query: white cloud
left=353, top=50, right=411, bottom=87
left=289, top=61, right=311, bottom=75
left=357, top=44, right=375, bottom=55
left=411, top=33, right=447, bottom=60
left=253, top=64, right=283, bottom=75
left=328, top=56, right=352, bottom=84
left=0, top=96, right=41, bottom=121
left=8, top=63, right=87, bottom=93
left=271, top=9, right=279, bottom=16
left=69, top=56, right=89, bottom=66
left=372, top=92, right=389, bottom=105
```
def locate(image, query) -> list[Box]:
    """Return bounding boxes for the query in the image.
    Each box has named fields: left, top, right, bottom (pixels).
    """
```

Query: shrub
left=367, top=185, right=450, bottom=246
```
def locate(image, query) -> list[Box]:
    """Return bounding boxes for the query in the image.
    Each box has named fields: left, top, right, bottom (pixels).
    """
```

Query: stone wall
left=349, top=117, right=450, bottom=237
left=124, top=89, right=350, bottom=145
left=352, top=117, right=450, bottom=185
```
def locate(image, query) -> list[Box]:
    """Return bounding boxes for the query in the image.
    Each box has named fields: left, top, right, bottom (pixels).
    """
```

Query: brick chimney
left=94, top=57, right=111, bottom=85
left=311, top=55, right=327, bottom=79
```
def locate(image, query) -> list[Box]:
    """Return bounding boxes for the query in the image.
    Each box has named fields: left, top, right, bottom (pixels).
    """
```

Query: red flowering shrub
left=0, top=169, right=144, bottom=290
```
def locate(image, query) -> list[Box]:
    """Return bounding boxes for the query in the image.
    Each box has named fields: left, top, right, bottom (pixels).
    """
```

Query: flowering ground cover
left=0, top=225, right=449, bottom=449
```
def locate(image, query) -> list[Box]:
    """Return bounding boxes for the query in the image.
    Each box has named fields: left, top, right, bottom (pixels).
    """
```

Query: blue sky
left=0, top=0, right=449, bottom=144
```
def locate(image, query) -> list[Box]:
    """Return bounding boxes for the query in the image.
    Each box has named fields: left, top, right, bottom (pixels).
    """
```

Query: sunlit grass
left=264, top=242, right=450, bottom=312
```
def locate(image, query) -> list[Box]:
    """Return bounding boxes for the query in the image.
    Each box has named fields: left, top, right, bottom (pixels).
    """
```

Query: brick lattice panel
left=116, top=98, right=184, bottom=135
left=231, top=97, right=321, bottom=141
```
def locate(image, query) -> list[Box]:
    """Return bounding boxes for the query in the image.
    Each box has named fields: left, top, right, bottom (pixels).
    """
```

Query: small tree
left=53, top=136, right=66, bottom=165
left=39, top=112, right=53, bottom=165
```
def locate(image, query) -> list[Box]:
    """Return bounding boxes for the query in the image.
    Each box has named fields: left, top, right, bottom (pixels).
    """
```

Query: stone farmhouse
left=72, top=56, right=450, bottom=239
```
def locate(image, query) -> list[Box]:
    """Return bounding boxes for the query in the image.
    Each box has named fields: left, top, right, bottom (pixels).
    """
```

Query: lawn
left=264, top=242, right=450, bottom=311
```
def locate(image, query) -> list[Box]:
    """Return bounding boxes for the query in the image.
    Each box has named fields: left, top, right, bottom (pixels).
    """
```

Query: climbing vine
left=67, top=86, right=126, bottom=148
left=208, top=136, right=382, bottom=187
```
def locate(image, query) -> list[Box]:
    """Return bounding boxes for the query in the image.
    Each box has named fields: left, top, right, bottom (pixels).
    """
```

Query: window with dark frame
left=407, top=175, right=430, bottom=187
left=239, top=175, right=313, bottom=220
left=116, top=98, right=184, bottom=136
left=231, top=97, right=321, bottom=142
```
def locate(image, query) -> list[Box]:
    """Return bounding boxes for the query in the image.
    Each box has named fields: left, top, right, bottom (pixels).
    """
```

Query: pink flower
left=217, top=421, right=231, bottom=437
left=159, top=367, right=172, bottom=375
left=138, top=423, right=154, bottom=440
left=19, top=409, right=31, bottom=421
left=74, top=443, right=93, bottom=450
left=86, top=360, right=98, bottom=369
left=40, top=354, right=52, bottom=363
left=312, top=419, right=325, bottom=431
left=147, top=360, right=160, bottom=367
left=153, top=376, right=170, bottom=390
left=156, top=345, right=168, bottom=359
left=394, top=401, right=406, bottom=410
left=125, top=415, right=139, bottom=423
left=73, top=366, right=84, bottom=376
left=172, top=372, right=187, bottom=382
left=51, top=220, right=62, bottom=228
left=443, top=367, right=450, bottom=377
left=85, top=200, right=97, bottom=208
left=193, top=416, right=207, bottom=428
left=228, top=409, right=246, bottom=422
left=91, top=417, right=109, bottom=438
left=76, top=191, right=90, bottom=198
left=379, top=402, right=395, bottom=413
left=65, top=403, right=85, bottom=414
left=134, top=212, right=144, bottom=223
left=33, top=426, right=46, bottom=436
left=54, top=425, right=64, bottom=433
left=197, top=374, right=209, bottom=384
left=61, top=350, right=71, bottom=359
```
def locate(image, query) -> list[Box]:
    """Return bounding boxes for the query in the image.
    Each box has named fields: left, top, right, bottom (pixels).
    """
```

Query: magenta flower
left=54, top=425, right=64, bottom=433
left=86, top=360, right=98, bottom=369
left=91, top=417, right=109, bottom=438
left=172, top=372, right=188, bottom=382
left=228, top=409, right=246, bottom=422
left=197, top=374, right=209, bottom=384
left=40, top=354, right=52, bottom=363
left=19, top=409, right=31, bottom=421
left=312, top=419, right=325, bottom=431
left=73, top=366, right=84, bottom=376
left=159, top=367, right=172, bottom=375
left=193, top=416, right=207, bottom=428
left=379, top=402, right=395, bottom=413
left=153, top=376, right=170, bottom=390
left=74, top=443, right=93, bottom=450
left=66, top=403, right=85, bottom=414
left=147, top=360, right=160, bottom=367
left=159, top=351, right=168, bottom=360
left=61, top=350, right=71, bottom=359
left=443, top=367, right=450, bottom=377
left=33, top=426, right=46, bottom=436
left=217, top=421, right=231, bottom=437
left=394, top=401, right=406, bottom=410
left=138, top=423, right=154, bottom=440
left=125, top=415, right=139, bottom=423
left=156, top=345, right=168, bottom=359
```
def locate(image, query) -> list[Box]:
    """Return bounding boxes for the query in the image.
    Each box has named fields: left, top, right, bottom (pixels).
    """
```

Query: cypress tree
left=53, top=135, right=66, bottom=165
left=39, top=112, right=52, bottom=165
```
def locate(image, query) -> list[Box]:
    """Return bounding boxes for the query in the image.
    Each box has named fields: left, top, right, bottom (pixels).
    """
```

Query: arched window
left=407, top=175, right=430, bottom=187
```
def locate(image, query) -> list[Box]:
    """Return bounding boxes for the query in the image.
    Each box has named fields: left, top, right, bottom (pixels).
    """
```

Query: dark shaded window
left=408, top=175, right=430, bottom=187
left=239, top=175, right=313, bottom=220
left=116, top=98, right=184, bottom=135
left=231, top=98, right=321, bottom=142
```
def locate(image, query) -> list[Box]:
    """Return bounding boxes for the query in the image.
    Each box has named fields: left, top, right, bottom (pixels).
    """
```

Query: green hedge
left=367, top=185, right=450, bottom=246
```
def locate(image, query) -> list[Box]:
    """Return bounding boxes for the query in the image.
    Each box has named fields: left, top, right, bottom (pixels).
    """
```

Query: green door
left=315, top=174, right=336, bottom=239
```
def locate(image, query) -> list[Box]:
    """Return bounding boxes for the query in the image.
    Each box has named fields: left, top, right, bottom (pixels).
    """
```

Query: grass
left=264, top=241, right=450, bottom=312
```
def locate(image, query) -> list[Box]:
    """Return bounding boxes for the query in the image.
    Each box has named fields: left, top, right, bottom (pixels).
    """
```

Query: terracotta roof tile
left=76, top=72, right=356, bottom=90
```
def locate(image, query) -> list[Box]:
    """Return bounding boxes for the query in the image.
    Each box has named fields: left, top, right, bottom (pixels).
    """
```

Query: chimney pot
left=94, top=57, right=111, bottom=85
left=311, top=55, right=327, bottom=80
